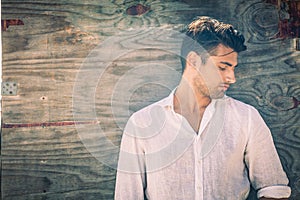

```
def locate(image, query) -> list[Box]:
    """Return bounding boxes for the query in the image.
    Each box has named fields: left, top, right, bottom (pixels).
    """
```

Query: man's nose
left=226, top=70, right=236, bottom=84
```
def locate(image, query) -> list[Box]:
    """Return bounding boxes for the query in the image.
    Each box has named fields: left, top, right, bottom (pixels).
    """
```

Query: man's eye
left=218, top=66, right=226, bottom=71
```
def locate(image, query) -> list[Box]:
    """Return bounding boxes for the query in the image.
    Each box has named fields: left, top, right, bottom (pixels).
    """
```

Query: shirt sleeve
left=114, top=115, right=146, bottom=200
left=244, top=108, right=291, bottom=199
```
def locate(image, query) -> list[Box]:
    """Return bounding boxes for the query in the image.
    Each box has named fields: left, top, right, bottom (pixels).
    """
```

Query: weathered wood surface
left=1, top=0, right=299, bottom=199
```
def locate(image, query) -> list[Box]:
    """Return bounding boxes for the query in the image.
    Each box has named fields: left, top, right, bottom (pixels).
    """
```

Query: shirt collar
left=162, top=88, right=227, bottom=112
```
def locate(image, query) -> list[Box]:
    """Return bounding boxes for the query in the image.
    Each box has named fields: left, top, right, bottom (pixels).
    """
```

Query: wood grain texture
left=1, top=0, right=299, bottom=199
left=1, top=126, right=116, bottom=199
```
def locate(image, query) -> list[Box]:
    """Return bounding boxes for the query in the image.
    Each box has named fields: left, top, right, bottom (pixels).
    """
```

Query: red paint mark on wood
left=272, top=96, right=300, bottom=111
left=2, top=121, right=99, bottom=128
left=266, top=0, right=300, bottom=38
left=290, top=96, right=300, bottom=110
left=1, top=19, right=24, bottom=31
left=126, top=4, right=150, bottom=16
left=278, top=1, right=300, bottom=38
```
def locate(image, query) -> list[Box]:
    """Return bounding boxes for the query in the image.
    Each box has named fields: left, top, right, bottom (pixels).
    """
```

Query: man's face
left=194, top=44, right=238, bottom=99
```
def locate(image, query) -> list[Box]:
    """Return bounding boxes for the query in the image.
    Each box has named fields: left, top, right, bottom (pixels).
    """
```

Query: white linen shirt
left=115, top=91, right=291, bottom=200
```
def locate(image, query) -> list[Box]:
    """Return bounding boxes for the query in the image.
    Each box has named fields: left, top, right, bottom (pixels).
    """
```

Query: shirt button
left=164, top=105, right=172, bottom=110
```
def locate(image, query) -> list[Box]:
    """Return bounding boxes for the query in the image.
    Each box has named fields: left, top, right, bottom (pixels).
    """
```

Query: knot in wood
left=126, top=4, right=150, bottom=16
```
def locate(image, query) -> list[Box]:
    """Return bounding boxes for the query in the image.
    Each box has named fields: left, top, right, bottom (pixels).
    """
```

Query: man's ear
left=186, top=51, right=201, bottom=68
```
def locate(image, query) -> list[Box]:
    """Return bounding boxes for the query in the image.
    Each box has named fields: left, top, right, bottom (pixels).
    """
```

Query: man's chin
left=210, top=91, right=225, bottom=99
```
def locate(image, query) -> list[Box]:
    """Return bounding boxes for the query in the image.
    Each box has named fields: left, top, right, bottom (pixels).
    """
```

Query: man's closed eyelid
left=218, top=66, right=226, bottom=71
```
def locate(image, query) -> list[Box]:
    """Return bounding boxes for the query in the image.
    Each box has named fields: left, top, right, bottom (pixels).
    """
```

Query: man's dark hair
left=180, top=16, right=247, bottom=73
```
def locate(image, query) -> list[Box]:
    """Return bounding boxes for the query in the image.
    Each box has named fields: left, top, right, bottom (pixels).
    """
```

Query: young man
left=115, top=16, right=291, bottom=199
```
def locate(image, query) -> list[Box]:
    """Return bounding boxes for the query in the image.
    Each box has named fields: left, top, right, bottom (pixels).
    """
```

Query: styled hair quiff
left=180, top=16, right=247, bottom=72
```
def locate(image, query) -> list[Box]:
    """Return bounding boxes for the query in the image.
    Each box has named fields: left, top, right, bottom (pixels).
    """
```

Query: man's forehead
left=214, top=44, right=236, bottom=56
left=211, top=46, right=238, bottom=66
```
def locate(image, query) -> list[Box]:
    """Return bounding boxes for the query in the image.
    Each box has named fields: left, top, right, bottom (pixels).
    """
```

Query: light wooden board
left=1, top=0, right=299, bottom=199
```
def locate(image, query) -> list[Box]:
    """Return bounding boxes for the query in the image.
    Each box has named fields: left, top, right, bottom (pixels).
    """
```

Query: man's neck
left=173, top=79, right=212, bottom=133
left=174, top=79, right=211, bottom=114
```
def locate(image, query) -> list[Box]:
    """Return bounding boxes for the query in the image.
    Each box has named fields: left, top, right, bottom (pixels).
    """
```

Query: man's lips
left=219, top=84, right=230, bottom=91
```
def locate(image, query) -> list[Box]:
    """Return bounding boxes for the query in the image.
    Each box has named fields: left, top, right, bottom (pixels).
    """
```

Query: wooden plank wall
left=1, top=0, right=299, bottom=199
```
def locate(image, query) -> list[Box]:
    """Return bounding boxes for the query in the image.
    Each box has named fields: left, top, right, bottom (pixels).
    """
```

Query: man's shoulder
left=225, top=96, right=259, bottom=114
left=130, top=96, right=170, bottom=121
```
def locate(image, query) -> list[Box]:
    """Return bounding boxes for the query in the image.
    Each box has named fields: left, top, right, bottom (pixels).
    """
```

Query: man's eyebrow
left=220, top=61, right=233, bottom=67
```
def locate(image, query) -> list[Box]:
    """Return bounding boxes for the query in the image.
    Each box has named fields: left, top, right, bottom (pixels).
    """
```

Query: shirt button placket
left=194, top=137, right=203, bottom=200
